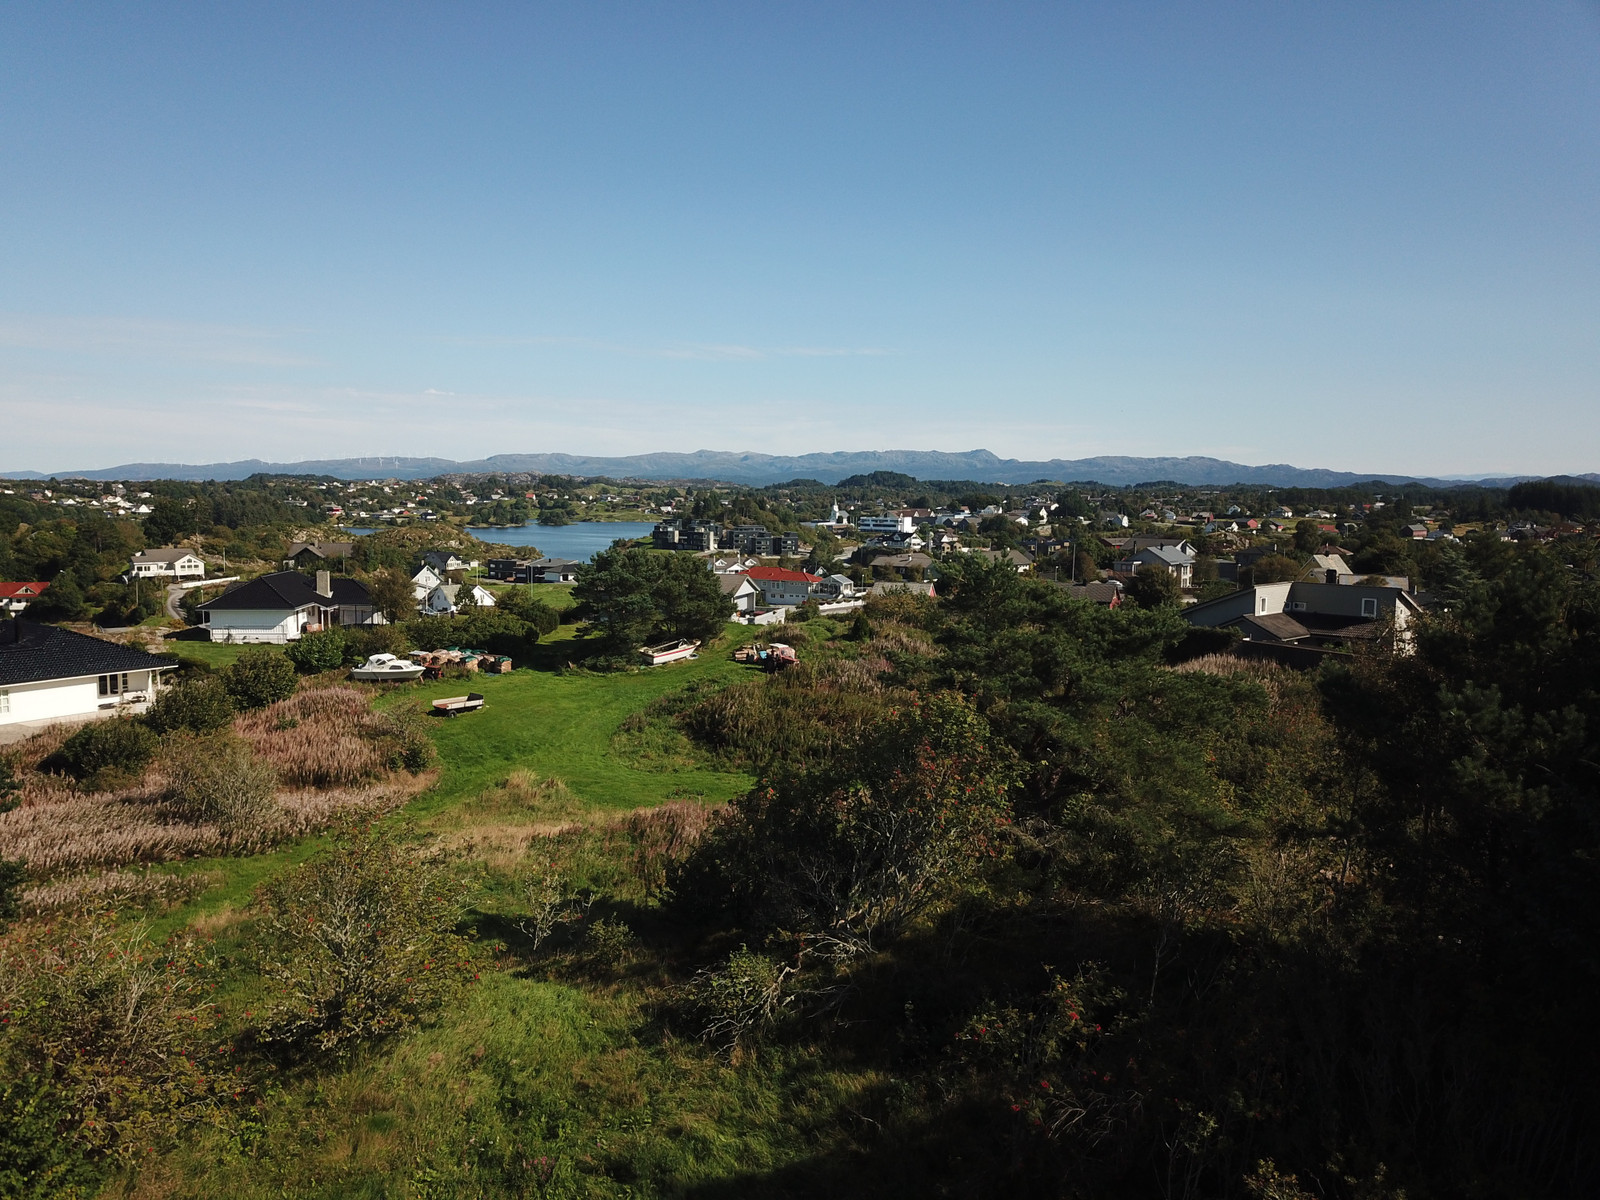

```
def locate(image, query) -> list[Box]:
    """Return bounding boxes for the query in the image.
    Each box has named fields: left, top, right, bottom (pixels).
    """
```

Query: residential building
left=531, top=557, right=582, bottom=583
left=723, top=525, right=802, bottom=557
left=197, top=570, right=382, bottom=643
left=486, top=557, right=534, bottom=582
left=284, top=541, right=353, bottom=569
left=1115, top=546, right=1194, bottom=588
left=0, top=619, right=177, bottom=730
left=0, top=582, right=49, bottom=615
left=869, top=552, right=935, bottom=580
left=718, top=573, right=762, bottom=614
left=410, top=565, right=443, bottom=599
left=856, top=515, right=914, bottom=535
left=420, top=583, right=497, bottom=614
left=744, top=566, right=822, bottom=607
left=1182, top=581, right=1423, bottom=648
left=128, top=547, right=206, bottom=580
left=1299, top=554, right=1355, bottom=585
left=420, top=550, right=470, bottom=574
left=653, top=519, right=721, bottom=552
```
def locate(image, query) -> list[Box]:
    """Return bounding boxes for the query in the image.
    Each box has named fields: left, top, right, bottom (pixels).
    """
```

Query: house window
left=0, top=689, right=9, bottom=714
left=1361, top=597, right=1379, bottom=618
left=99, top=674, right=118, bottom=696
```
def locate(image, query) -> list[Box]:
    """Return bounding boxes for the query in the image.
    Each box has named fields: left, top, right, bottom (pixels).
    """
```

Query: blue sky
left=2, top=2, right=1597, bottom=476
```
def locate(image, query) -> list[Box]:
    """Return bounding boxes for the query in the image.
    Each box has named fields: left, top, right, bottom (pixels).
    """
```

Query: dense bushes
left=220, top=648, right=297, bottom=709
left=51, top=718, right=158, bottom=785
left=164, top=733, right=276, bottom=829
left=284, top=627, right=346, bottom=673
left=253, top=826, right=473, bottom=1056
left=0, top=919, right=227, bottom=1179
left=676, top=692, right=1016, bottom=961
left=141, top=675, right=236, bottom=735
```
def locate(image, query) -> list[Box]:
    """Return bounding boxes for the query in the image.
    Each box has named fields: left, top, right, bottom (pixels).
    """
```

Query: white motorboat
left=640, top=639, right=701, bottom=665
left=350, top=653, right=426, bottom=682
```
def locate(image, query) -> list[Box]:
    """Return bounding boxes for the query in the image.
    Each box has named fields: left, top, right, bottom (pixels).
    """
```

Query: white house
left=531, top=557, right=582, bottom=583
left=0, top=582, right=49, bottom=615
left=420, top=583, right=497, bottom=614
left=410, top=564, right=443, bottom=599
left=128, top=547, right=206, bottom=580
left=744, top=566, right=822, bottom=607
left=196, top=571, right=382, bottom=643
left=0, top=619, right=176, bottom=730
left=856, top=515, right=914, bottom=535
left=718, top=573, right=762, bottom=614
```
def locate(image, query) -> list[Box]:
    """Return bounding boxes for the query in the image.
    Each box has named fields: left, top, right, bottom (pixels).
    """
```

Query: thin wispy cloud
left=0, top=314, right=321, bottom=368
left=437, top=334, right=893, bottom=361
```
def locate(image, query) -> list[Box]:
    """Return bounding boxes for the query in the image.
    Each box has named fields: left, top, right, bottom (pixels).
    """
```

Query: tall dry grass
left=1170, top=652, right=1291, bottom=681
left=0, top=774, right=429, bottom=876
left=235, top=687, right=396, bottom=787
left=0, top=688, right=435, bottom=879
left=20, top=868, right=218, bottom=916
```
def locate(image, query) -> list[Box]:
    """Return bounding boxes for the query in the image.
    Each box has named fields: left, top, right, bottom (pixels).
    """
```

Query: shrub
left=585, top=916, right=636, bottom=967
left=676, top=692, right=1016, bottom=961
left=165, top=733, right=276, bottom=830
left=141, top=675, right=236, bottom=735
left=254, top=826, right=473, bottom=1055
left=220, top=648, right=297, bottom=710
left=284, top=627, right=346, bottom=674
left=52, top=719, right=158, bottom=785
left=0, top=919, right=226, bottom=1169
left=790, top=598, right=820, bottom=622
left=496, top=586, right=561, bottom=635
left=686, top=945, right=795, bottom=1053
left=376, top=705, right=437, bottom=774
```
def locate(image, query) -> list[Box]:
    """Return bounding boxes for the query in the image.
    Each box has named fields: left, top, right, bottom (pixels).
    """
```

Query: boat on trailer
left=640, top=639, right=701, bottom=666
left=431, top=692, right=485, bottom=716
left=350, top=653, right=426, bottom=682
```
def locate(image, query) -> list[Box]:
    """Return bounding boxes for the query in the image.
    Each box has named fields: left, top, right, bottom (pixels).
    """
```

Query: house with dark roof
left=196, top=570, right=381, bottom=643
left=1050, top=579, right=1123, bottom=608
left=1115, top=545, right=1194, bottom=588
left=531, top=557, right=582, bottom=583
left=128, top=547, right=206, bottom=580
left=420, top=550, right=470, bottom=573
left=718, top=573, right=762, bottom=614
left=1182, top=580, right=1423, bottom=649
left=0, top=619, right=176, bottom=730
left=284, top=541, right=354, bottom=569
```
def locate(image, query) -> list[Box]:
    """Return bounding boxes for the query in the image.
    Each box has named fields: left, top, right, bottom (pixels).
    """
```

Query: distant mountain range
left=3, top=450, right=1593, bottom=489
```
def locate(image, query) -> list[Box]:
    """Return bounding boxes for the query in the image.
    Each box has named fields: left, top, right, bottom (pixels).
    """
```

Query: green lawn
left=158, top=637, right=286, bottom=668
left=388, top=631, right=757, bottom=816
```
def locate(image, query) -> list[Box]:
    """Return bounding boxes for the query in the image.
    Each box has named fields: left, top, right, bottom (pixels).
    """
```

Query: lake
left=339, top=521, right=655, bottom=562
left=466, top=521, right=655, bottom=561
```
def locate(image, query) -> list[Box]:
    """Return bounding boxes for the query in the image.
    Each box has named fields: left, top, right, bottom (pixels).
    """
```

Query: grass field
left=387, top=635, right=758, bottom=817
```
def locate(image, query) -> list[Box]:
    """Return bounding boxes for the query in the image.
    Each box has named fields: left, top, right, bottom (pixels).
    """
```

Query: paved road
left=165, top=583, right=185, bottom=620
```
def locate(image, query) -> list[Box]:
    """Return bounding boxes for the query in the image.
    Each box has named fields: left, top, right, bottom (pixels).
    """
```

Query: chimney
left=316, top=569, right=332, bottom=597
